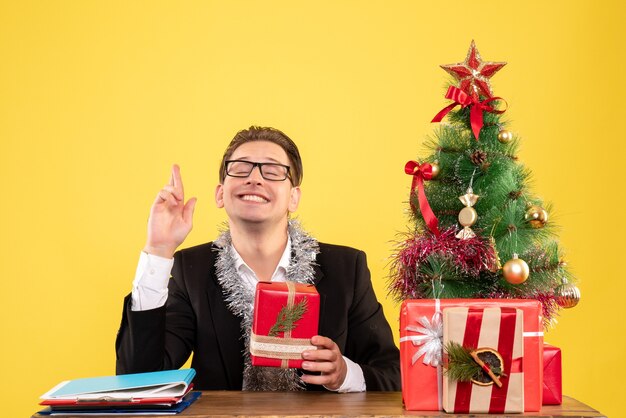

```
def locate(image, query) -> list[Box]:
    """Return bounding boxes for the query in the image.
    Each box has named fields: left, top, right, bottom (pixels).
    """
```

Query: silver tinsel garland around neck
left=213, top=219, right=320, bottom=391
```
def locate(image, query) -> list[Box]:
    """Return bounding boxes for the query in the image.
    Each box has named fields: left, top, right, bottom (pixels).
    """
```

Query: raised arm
left=116, top=165, right=198, bottom=375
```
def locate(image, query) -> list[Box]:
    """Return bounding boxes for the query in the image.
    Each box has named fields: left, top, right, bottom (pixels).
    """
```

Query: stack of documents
left=38, top=368, right=199, bottom=415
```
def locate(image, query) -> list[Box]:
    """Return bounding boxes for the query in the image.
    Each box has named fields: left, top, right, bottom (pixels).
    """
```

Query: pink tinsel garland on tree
left=390, top=227, right=497, bottom=300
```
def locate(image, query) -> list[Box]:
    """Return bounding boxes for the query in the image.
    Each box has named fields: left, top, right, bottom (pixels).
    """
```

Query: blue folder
left=41, top=369, right=196, bottom=401
left=37, top=391, right=201, bottom=416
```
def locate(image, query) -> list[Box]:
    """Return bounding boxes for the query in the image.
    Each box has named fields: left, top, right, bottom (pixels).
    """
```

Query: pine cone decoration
left=470, top=150, right=488, bottom=166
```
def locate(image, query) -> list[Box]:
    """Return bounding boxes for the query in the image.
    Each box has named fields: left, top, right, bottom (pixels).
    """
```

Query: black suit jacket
left=116, top=242, right=400, bottom=391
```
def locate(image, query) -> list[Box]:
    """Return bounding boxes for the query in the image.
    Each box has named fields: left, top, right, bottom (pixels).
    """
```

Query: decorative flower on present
left=404, top=313, right=443, bottom=367
left=444, top=341, right=504, bottom=387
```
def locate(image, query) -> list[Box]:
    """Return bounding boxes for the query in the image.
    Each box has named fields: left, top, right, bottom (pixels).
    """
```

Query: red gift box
left=250, top=281, right=320, bottom=368
left=542, top=344, right=562, bottom=405
left=442, top=307, right=524, bottom=414
left=400, top=299, right=543, bottom=411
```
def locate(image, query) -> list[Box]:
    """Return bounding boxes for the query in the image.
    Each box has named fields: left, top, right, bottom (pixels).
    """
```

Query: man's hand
left=143, top=164, right=197, bottom=259
left=300, top=335, right=347, bottom=390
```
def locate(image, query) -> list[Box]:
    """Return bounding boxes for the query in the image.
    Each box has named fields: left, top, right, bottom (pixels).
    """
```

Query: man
left=116, top=126, right=400, bottom=392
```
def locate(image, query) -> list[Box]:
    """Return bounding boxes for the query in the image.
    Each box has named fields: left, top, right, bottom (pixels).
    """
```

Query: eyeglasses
left=224, top=160, right=291, bottom=182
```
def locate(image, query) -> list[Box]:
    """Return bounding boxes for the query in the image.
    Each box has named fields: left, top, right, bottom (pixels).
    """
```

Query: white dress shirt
left=131, top=239, right=366, bottom=392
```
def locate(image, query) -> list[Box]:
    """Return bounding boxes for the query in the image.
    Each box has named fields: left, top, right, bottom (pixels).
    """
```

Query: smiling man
left=115, top=126, right=400, bottom=392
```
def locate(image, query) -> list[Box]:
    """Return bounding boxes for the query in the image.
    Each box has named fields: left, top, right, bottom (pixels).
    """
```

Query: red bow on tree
left=432, top=86, right=506, bottom=140
left=405, top=161, right=440, bottom=236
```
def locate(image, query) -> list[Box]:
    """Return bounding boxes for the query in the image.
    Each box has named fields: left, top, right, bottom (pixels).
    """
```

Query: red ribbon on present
left=453, top=307, right=522, bottom=415
left=432, top=86, right=507, bottom=140
left=405, top=161, right=440, bottom=236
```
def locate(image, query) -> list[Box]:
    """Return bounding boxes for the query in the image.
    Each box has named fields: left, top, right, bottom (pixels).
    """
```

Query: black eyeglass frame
left=224, top=159, right=292, bottom=182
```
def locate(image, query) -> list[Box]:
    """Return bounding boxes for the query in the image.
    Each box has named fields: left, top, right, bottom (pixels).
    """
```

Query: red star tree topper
left=440, top=40, right=506, bottom=99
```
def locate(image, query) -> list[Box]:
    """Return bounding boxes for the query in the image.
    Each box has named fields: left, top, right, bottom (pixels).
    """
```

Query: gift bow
left=432, top=86, right=507, bottom=140
left=404, top=312, right=443, bottom=367
left=405, top=161, right=440, bottom=236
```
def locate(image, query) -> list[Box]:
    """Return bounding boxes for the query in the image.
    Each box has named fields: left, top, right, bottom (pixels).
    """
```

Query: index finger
left=310, top=335, right=334, bottom=349
left=171, top=164, right=184, bottom=192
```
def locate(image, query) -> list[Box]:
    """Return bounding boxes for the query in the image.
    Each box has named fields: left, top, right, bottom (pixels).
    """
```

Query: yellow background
left=1, top=1, right=624, bottom=416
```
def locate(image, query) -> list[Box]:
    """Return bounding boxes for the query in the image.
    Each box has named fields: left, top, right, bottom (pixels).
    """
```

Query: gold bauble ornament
left=502, top=254, right=529, bottom=284
left=497, top=129, right=513, bottom=143
left=555, top=278, right=581, bottom=308
left=524, top=204, right=549, bottom=228
left=430, top=160, right=440, bottom=179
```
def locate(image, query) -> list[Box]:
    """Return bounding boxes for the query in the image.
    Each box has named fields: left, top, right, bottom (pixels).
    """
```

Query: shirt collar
left=231, top=236, right=291, bottom=280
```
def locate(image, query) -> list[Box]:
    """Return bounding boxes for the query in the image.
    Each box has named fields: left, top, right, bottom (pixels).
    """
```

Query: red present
left=442, top=307, right=524, bottom=414
left=542, top=344, right=562, bottom=405
left=250, top=281, right=319, bottom=368
left=400, top=299, right=543, bottom=411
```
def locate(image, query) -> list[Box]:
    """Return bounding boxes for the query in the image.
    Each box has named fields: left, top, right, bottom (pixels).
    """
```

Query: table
left=32, top=391, right=605, bottom=417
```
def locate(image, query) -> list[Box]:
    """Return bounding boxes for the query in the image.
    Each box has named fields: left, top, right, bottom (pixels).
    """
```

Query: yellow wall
left=1, top=1, right=623, bottom=416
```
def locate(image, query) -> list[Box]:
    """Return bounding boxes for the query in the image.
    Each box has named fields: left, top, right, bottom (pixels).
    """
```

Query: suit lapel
left=313, top=263, right=324, bottom=285
left=205, top=247, right=244, bottom=389
left=313, top=261, right=327, bottom=338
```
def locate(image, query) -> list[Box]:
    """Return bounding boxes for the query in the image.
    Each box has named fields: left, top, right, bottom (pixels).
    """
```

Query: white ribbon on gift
left=400, top=312, right=443, bottom=366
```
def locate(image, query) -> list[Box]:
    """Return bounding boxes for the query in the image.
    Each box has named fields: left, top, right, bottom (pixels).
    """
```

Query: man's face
left=215, top=141, right=301, bottom=228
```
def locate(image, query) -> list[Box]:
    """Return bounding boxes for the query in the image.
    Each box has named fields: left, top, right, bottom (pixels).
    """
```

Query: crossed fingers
left=156, top=165, right=184, bottom=206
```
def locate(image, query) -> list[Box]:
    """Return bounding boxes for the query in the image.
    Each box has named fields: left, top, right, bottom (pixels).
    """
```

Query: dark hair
left=219, top=126, right=303, bottom=186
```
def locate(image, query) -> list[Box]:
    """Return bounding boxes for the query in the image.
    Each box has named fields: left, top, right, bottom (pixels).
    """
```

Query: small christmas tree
left=389, top=41, right=580, bottom=325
